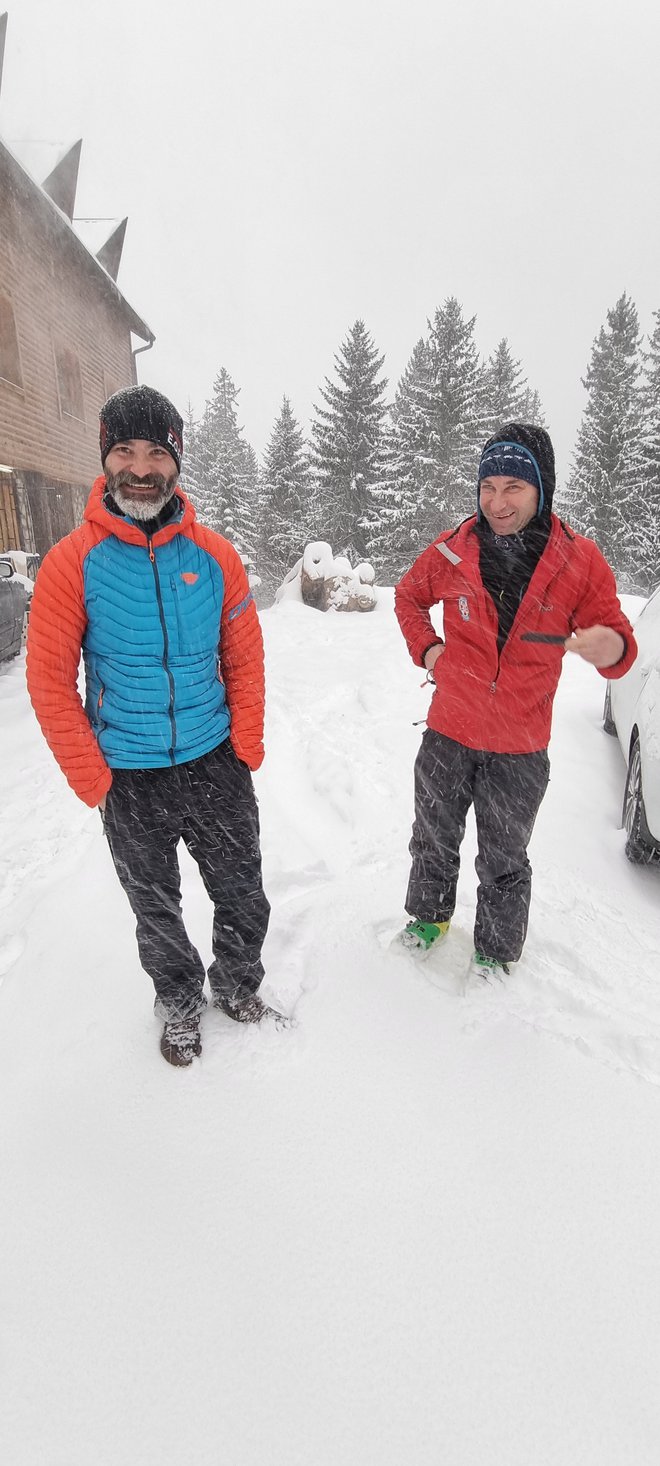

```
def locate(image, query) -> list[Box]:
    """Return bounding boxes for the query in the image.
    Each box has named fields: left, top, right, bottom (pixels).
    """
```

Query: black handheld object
left=521, top=632, right=568, bottom=645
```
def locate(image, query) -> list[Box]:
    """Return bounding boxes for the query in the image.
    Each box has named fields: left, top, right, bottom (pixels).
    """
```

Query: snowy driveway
left=2, top=593, right=660, bottom=1465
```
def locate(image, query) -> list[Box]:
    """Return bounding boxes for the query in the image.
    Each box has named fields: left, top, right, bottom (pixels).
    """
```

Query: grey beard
left=111, top=484, right=176, bottom=521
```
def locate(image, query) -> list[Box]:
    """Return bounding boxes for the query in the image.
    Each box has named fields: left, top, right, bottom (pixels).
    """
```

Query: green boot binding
left=399, top=918, right=450, bottom=956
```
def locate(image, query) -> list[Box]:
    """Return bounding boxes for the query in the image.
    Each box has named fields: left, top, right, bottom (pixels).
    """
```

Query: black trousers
left=102, top=740, right=270, bottom=1020
left=406, top=729, right=550, bottom=963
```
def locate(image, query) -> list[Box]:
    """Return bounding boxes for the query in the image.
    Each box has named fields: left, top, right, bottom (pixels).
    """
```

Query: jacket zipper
left=450, top=557, right=502, bottom=695
left=480, top=586, right=501, bottom=694
left=147, top=536, right=177, bottom=763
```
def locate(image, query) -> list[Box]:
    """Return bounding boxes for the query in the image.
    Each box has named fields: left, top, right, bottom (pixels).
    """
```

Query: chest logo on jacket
left=458, top=596, right=470, bottom=621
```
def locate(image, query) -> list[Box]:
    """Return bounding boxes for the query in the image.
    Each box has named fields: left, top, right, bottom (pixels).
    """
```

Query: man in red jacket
left=394, top=422, right=637, bottom=982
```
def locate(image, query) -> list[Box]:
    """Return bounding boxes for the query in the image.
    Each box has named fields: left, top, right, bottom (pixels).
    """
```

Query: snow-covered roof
left=1, top=135, right=154, bottom=343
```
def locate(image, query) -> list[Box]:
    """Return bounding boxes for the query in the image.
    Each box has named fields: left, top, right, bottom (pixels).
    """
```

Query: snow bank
left=2, top=595, right=660, bottom=1466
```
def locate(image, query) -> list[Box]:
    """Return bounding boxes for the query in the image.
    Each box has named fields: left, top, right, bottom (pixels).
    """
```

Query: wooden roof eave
left=0, top=137, right=154, bottom=344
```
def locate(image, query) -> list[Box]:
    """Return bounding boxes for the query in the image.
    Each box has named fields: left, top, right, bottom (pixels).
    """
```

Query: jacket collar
left=84, top=476, right=197, bottom=546
left=441, top=513, right=568, bottom=567
left=437, top=514, right=576, bottom=606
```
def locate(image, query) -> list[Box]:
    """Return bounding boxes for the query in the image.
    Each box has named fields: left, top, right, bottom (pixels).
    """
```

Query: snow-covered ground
left=2, top=591, right=660, bottom=1466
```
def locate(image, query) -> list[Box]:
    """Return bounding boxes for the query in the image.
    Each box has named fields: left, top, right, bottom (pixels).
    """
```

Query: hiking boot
left=399, top=918, right=450, bottom=956
left=468, top=951, right=511, bottom=983
left=213, top=989, right=287, bottom=1025
left=160, top=1012, right=202, bottom=1066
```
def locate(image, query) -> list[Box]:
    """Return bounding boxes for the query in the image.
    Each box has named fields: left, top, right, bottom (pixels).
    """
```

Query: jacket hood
left=480, top=422, right=556, bottom=517
left=84, top=476, right=197, bottom=545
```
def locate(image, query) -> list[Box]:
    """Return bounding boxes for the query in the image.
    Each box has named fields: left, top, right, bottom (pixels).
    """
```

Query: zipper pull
left=147, top=536, right=155, bottom=563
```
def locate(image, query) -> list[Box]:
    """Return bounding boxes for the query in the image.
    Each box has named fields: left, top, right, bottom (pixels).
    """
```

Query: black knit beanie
left=99, top=386, right=183, bottom=471
left=477, top=422, right=555, bottom=520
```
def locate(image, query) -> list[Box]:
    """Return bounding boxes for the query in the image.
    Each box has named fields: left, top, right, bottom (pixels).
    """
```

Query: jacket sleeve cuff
left=420, top=640, right=444, bottom=668
left=603, top=632, right=636, bottom=680
left=614, top=633, right=627, bottom=664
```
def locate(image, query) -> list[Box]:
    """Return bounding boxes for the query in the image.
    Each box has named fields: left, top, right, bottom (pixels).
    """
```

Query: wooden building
left=0, top=12, right=154, bottom=558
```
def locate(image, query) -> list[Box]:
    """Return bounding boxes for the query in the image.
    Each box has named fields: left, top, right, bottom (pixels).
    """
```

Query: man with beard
left=27, top=385, right=276, bottom=1065
left=394, top=422, right=637, bottom=983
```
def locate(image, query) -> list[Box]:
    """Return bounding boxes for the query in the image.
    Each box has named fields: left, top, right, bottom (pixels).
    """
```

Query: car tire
left=623, top=734, right=659, bottom=864
left=603, top=682, right=616, bottom=735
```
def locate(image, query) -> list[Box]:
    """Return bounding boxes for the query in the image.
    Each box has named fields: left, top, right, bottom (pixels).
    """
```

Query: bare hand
left=564, top=626, right=625, bottom=668
left=423, top=643, right=445, bottom=677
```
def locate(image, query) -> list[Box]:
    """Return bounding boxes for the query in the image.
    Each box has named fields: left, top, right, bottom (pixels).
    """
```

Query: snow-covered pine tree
left=518, top=386, right=547, bottom=427
left=426, top=297, right=488, bottom=528
left=365, top=309, right=547, bottom=579
left=179, top=403, right=204, bottom=505
left=260, top=395, right=314, bottom=590
left=566, top=293, right=645, bottom=586
left=638, top=308, right=660, bottom=592
left=201, top=369, right=247, bottom=538
left=364, top=338, right=436, bottom=580
left=185, top=369, right=261, bottom=567
left=311, top=319, right=388, bottom=561
left=233, top=443, right=261, bottom=567
left=483, top=339, right=533, bottom=435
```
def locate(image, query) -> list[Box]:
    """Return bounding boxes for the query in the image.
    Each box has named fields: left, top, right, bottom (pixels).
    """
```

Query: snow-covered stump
left=276, top=545, right=378, bottom=612
left=330, top=560, right=377, bottom=613
left=300, top=542, right=335, bottom=610
left=329, top=575, right=377, bottom=614
left=353, top=580, right=377, bottom=612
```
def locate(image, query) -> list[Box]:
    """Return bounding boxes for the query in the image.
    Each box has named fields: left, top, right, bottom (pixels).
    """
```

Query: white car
left=604, top=587, right=660, bottom=863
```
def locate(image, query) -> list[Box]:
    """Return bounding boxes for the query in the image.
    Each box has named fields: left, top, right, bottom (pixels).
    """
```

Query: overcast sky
left=2, top=0, right=660, bottom=484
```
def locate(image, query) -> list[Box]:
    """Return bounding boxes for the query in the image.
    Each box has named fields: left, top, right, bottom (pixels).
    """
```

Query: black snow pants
left=102, top=739, right=270, bottom=1020
left=406, top=729, right=550, bottom=963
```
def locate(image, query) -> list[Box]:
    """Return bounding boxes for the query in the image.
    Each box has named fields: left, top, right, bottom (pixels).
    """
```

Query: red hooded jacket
left=395, top=515, right=637, bottom=754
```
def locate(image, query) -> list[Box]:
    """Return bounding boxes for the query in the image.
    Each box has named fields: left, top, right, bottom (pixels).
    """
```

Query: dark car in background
left=0, top=559, right=30, bottom=662
left=0, top=549, right=40, bottom=583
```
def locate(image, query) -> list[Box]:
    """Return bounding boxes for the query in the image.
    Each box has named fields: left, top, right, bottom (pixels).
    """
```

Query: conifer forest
left=181, top=293, right=660, bottom=597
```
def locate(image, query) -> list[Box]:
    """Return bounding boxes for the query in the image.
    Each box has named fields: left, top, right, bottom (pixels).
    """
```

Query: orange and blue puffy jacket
left=26, top=479, right=265, bottom=806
